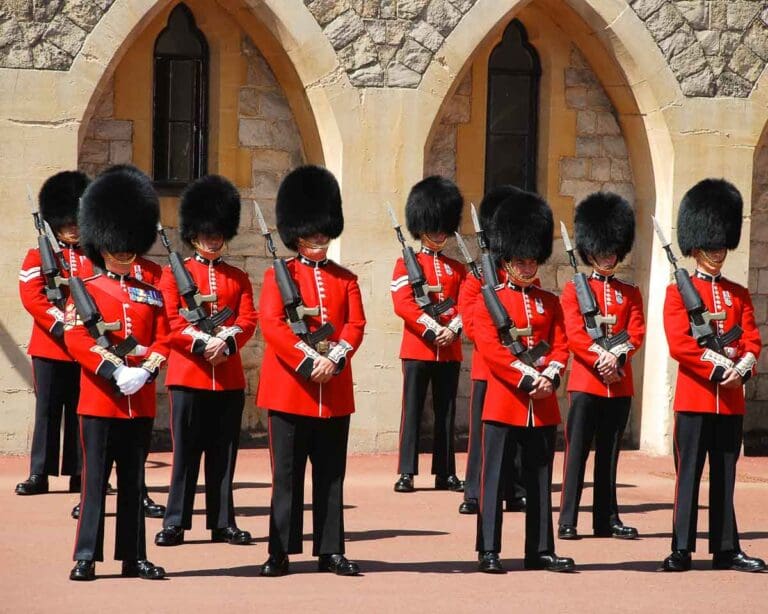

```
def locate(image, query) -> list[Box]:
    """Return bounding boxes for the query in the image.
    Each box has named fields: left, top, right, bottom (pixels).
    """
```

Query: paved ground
left=1, top=450, right=766, bottom=613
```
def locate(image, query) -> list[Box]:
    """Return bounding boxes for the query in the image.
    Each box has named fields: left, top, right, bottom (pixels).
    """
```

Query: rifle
left=470, top=203, right=500, bottom=289
left=69, top=276, right=138, bottom=357
left=27, top=185, right=69, bottom=309
left=560, top=221, right=630, bottom=353
left=156, top=223, right=233, bottom=335
left=652, top=216, right=741, bottom=354
left=254, top=202, right=334, bottom=349
left=387, top=204, right=455, bottom=318
left=454, top=232, right=549, bottom=367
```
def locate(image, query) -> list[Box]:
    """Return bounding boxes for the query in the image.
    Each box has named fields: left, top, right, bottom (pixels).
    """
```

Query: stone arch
left=420, top=0, right=679, bottom=451
left=747, top=122, right=768, bottom=454
left=72, top=0, right=334, bottom=171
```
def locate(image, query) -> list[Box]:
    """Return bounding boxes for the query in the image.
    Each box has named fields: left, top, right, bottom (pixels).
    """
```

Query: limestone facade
left=1, top=0, right=768, bottom=456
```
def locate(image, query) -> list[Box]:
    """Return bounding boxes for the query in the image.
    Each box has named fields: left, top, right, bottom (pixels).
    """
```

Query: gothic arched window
left=152, top=3, right=208, bottom=190
left=485, top=19, right=541, bottom=192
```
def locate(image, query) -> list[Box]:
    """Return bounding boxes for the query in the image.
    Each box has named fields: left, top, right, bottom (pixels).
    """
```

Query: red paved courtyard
left=1, top=450, right=766, bottom=613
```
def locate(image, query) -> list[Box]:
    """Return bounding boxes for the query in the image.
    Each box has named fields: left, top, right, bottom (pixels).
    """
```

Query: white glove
left=115, top=366, right=150, bottom=396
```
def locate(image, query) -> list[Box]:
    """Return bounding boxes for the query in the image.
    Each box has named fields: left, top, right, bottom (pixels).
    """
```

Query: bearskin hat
left=276, top=165, right=343, bottom=251
left=38, top=171, right=90, bottom=232
left=79, top=166, right=159, bottom=269
left=180, top=175, right=241, bottom=246
left=574, top=192, right=635, bottom=265
left=405, top=175, right=463, bottom=239
left=677, top=178, right=743, bottom=256
left=489, top=190, right=553, bottom=264
left=479, top=185, right=519, bottom=230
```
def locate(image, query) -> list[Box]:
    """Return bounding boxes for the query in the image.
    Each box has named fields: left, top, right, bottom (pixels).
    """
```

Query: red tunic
left=391, top=248, right=466, bottom=362
left=130, top=257, right=162, bottom=286
left=19, top=245, right=92, bottom=361
left=457, top=268, right=511, bottom=381
left=561, top=274, right=645, bottom=397
left=664, top=271, right=761, bottom=415
left=159, top=254, right=258, bottom=391
left=63, top=272, right=170, bottom=419
left=473, top=283, right=569, bottom=427
left=256, top=256, right=366, bottom=418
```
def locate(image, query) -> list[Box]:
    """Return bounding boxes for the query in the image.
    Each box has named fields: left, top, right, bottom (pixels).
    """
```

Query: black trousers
left=672, top=412, right=742, bottom=553
left=397, top=359, right=460, bottom=476
left=559, top=392, right=631, bottom=531
left=164, top=387, right=245, bottom=530
left=463, top=379, right=525, bottom=503
left=73, top=415, right=152, bottom=561
left=267, top=411, right=350, bottom=556
left=476, top=421, right=556, bottom=555
left=30, top=357, right=81, bottom=477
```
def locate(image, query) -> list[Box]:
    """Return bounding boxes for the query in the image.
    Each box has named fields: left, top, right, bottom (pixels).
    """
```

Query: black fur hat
left=677, top=178, right=743, bottom=256
left=180, top=175, right=241, bottom=246
left=405, top=175, right=463, bottom=239
left=38, top=171, right=90, bottom=232
left=276, top=165, right=343, bottom=251
left=479, top=185, right=519, bottom=230
left=79, top=166, right=159, bottom=269
left=489, top=190, right=553, bottom=264
left=574, top=192, right=635, bottom=264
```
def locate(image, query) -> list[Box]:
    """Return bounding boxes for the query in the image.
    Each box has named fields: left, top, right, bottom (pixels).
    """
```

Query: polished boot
left=155, top=526, right=185, bottom=546
left=122, top=559, right=166, bottom=580
left=435, top=474, right=464, bottom=492
left=69, top=475, right=81, bottom=493
left=69, top=560, right=95, bottom=581
left=458, top=498, right=479, bottom=515
left=558, top=525, right=579, bottom=540
left=260, top=554, right=289, bottom=577
left=142, top=496, right=166, bottom=519
left=211, top=526, right=252, bottom=545
left=394, top=473, right=414, bottom=493
left=71, top=503, right=80, bottom=520
left=712, top=551, right=766, bottom=572
left=15, top=474, right=49, bottom=495
left=478, top=551, right=505, bottom=574
left=505, top=496, right=526, bottom=512
left=660, top=550, right=691, bottom=572
left=595, top=522, right=638, bottom=539
left=524, top=553, right=576, bottom=572
left=318, top=554, right=361, bottom=576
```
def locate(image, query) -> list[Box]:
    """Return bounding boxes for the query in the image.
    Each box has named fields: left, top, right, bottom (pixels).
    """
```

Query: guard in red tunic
left=472, top=191, right=574, bottom=574
left=68, top=167, right=166, bottom=521
left=257, top=166, right=366, bottom=577
left=458, top=186, right=526, bottom=515
left=17, top=171, right=91, bottom=496
left=558, top=193, right=644, bottom=541
left=392, top=176, right=466, bottom=493
left=65, top=167, right=169, bottom=581
left=660, top=179, right=765, bottom=573
left=155, top=175, right=258, bottom=548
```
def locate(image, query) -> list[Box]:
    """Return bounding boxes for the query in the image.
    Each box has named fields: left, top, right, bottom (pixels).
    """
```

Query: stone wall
left=746, top=139, right=768, bottom=453
left=4, top=1, right=767, bottom=98
left=628, top=0, right=768, bottom=97
left=300, top=0, right=478, bottom=87
left=0, top=0, right=115, bottom=69
left=424, top=69, right=472, bottom=180
left=78, top=79, right=133, bottom=177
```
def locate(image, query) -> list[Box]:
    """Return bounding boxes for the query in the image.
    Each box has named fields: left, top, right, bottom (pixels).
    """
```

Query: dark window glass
left=485, top=20, right=541, bottom=193
left=152, top=4, right=208, bottom=191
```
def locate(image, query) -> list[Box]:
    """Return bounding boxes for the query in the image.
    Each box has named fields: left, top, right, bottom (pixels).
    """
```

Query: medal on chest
left=614, top=288, right=623, bottom=304
left=128, top=286, right=163, bottom=307
left=444, top=262, right=453, bottom=276
left=534, top=296, right=545, bottom=315
left=723, top=290, right=732, bottom=307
